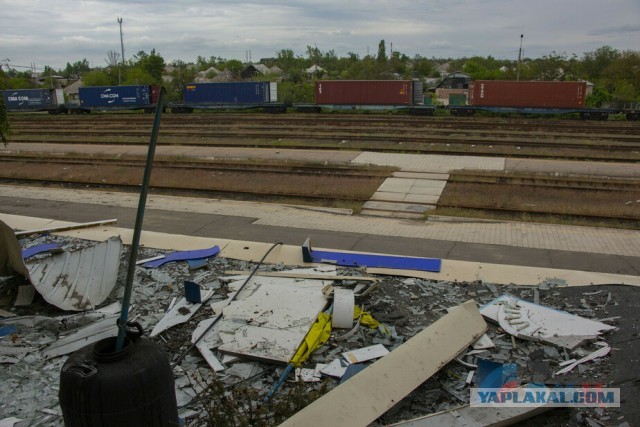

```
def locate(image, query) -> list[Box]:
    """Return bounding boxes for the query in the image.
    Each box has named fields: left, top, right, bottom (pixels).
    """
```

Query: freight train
left=3, top=80, right=639, bottom=120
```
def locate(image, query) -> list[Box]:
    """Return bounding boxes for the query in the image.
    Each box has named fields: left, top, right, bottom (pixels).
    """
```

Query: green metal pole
left=116, top=90, right=164, bottom=352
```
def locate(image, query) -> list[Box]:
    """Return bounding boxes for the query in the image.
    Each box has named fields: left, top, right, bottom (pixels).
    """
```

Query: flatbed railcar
left=448, top=80, right=636, bottom=120
left=296, top=80, right=435, bottom=115
left=169, top=81, right=286, bottom=113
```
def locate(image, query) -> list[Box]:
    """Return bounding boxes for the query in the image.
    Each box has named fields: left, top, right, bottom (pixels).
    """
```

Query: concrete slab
left=362, top=201, right=432, bottom=214
left=393, top=172, right=449, bottom=180
left=360, top=210, right=425, bottom=219
left=407, top=186, right=444, bottom=196
left=353, top=152, right=506, bottom=173
left=403, top=194, right=439, bottom=204
left=411, top=180, right=447, bottom=190
left=377, top=178, right=415, bottom=193
left=371, top=192, right=406, bottom=202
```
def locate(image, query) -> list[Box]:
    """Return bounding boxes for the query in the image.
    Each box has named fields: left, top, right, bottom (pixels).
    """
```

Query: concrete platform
left=1, top=185, right=639, bottom=278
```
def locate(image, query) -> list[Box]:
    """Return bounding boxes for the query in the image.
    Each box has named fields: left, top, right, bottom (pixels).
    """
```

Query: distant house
left=306, top=64, right=326, bottom=77
left=63, top=79, right=82, bottom=104
left=431, top=71, right=472, bottom=106
left=210, top=69, right=235, bottom=82
left=240, top=63, right=283, bottom=79
left=194, top=66, right=221, bottom=82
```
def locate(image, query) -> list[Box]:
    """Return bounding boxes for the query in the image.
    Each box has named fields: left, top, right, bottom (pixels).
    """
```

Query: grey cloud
left=588, top=25, right=640, bottom=36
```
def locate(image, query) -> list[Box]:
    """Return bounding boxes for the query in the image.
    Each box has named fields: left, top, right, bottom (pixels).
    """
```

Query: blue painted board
left=143, top=245, right=220, bottom=268
left=22, top=243, right=61, bottom=259
left=302, top=238, right=441, bottom=272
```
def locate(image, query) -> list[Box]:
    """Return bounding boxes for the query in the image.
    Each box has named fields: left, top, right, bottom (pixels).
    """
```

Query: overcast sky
left=1, top=0, right=639, bottom=71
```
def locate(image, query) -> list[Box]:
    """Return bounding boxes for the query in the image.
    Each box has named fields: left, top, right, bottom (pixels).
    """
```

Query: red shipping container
left=468, top=80, right=586, bottom=109
left=315, top=80, right=414, bottom=105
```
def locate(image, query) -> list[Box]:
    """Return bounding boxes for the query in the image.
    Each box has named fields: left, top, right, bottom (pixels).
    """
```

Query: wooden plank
left=224, top=270, right=379, bottom=282
left=14, top=219, right=118, bottom=237
left=387, top=403, right=550, bottom=427
left=279, top=300, right=487, bottom=427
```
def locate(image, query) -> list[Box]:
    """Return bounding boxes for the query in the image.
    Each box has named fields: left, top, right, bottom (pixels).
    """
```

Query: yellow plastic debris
left=290, top=312, right=332, bottom=367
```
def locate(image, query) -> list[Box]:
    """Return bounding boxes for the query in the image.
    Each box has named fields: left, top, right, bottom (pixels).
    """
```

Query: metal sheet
left=142, top=245, right=220, bottom=268
left=27, top=236, right=123, bottom=311
left=217, top=276, right=328, bottom=363
left=302, top=237, right=441, bottom=272
left=150, top=288, right=214, bottom=337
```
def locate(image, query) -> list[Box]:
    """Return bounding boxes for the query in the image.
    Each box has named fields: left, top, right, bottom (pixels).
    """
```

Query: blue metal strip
left=142, top=246, right=220, bottom=268
left=302, top=238, right=441, bottom=272
left=22, top=243, right=61, bottom=259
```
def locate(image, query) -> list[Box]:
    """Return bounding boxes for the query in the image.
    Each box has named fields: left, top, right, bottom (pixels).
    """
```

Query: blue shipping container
left=183, top=82, right=271, bottom=105
left=79, top=85, right=151, bottom=108
left=2, top=89, right=54, bottom=111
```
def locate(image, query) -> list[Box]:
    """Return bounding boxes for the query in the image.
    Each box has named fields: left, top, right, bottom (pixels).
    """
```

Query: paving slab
left=353, top=152, right=506, bottom=172
left=360, top=210, right=425, bottom=219
left=362, top=201, right=433, bottom=214
left=377, top=178, right=416, bottom=193
left=371, top=192, right=407, bottom=202
left=393, top=172, right=449, bottom=180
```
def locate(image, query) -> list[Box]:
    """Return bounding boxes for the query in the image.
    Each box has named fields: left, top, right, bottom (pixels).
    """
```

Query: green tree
left=528, top=51, right=568, bottom=80
left=62, top=59, right=90, bottom=79
left=220, top=59, right=244, bottom=78
left=275, top=49, right=299, bottom=72
left=132, top=49, right=165, bottom=83
left=306, top=45, right=322, bottom=67
left=377, top=40, right=387, bottom=65
left=412, top=55, right=433, bottom=78
left=600, top=50, right=640, bottom=100
left=82, top=70, right=114, bottom=86
left=581, top=46, right=620, bottom=81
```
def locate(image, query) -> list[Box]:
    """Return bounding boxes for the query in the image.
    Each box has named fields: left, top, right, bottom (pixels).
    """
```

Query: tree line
left=1, top=42, right=639, bottom=106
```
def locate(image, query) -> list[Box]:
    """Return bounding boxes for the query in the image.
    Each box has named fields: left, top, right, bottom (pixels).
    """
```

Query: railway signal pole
left=118, top=17, right=125, bottom=85
left=517, top=34, right=524, bottom=81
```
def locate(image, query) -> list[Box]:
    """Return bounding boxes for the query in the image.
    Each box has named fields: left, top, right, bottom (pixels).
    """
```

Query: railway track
left=0, top=153, right=390, bottom=178
left=7, top=114, right=640, bottom=161
left=3, top=113, right=638, bottom=227
left=9, top=113, right=640, bottom=134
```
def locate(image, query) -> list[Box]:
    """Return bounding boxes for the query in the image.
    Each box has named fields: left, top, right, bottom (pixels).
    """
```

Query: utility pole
left=118, top=17, right=125, bottom=85
left=517, top=34, right=524, bottom=81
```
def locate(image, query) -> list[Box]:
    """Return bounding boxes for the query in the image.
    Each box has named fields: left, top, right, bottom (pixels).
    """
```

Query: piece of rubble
left=555, top=345, right=611, bottom=375
left=279, top=300, right=487, bottom=427
left=480, top=295, right=615, bottom=349
left=342, top=344, right=389, bottom=364
left=217, top=276, right=328, bottom=363
left=386, top=403, right=551, bottom=427
left=27, top=236, right=123, bottom=311
left=150, top=288, right=214, bottom=337
left=141, top=245, right=220, bottom=268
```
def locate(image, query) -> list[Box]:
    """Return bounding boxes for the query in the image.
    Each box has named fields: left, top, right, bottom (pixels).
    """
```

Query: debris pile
left=0, top=225, right=630, bottom=426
